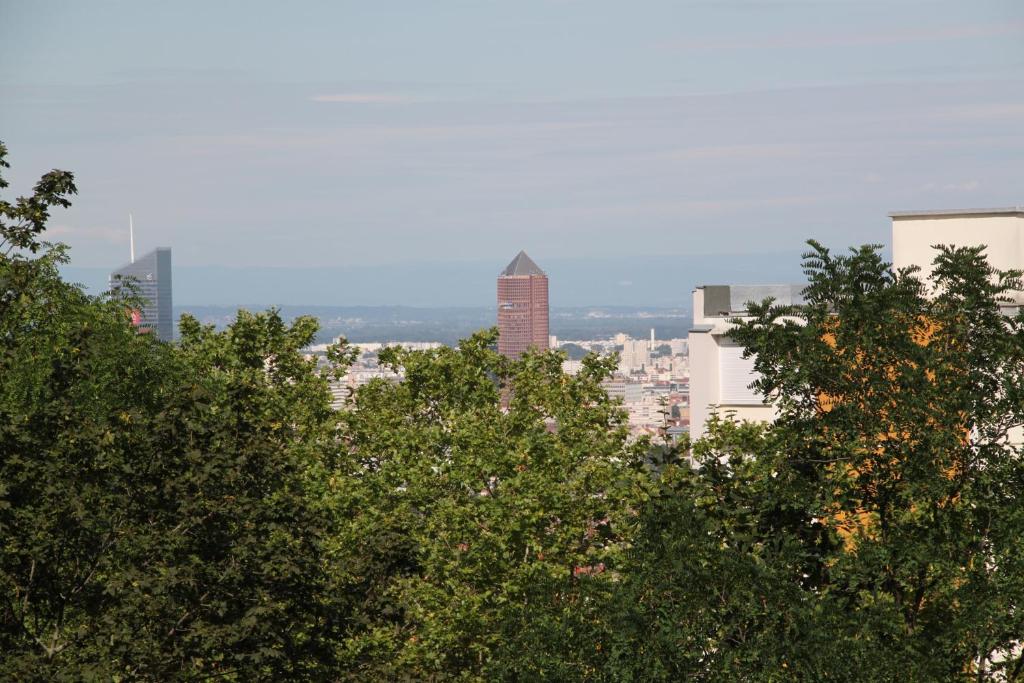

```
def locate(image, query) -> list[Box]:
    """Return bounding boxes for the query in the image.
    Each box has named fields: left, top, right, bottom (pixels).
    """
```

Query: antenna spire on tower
left=129, top=213, right=135, bottom=263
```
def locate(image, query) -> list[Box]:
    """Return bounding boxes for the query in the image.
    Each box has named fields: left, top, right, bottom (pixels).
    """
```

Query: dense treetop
left=2, top=145, right=1023, bottom=680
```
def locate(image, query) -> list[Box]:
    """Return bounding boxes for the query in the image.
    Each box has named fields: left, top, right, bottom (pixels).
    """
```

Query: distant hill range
left=61, top=251, right=806, bottom=309
left=170, top=305, right=692, bottom=345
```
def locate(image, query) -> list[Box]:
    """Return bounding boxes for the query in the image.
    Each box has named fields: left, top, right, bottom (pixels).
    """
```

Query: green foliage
left=3, top=143, right=1023, bottom=681
left=332, top=333, right=650, bottom=680
left=737, top=241, right=1024, bottom=679
left=560, top=342, right=590, bottom=360
left=651, top=343, right=673, bottom=358
left=615, top=242, right=1024, bottom=681
left=0, top=144, right=352, bottom=679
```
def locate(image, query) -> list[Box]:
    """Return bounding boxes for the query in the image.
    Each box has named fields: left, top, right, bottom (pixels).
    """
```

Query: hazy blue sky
left=1, top=0, right=1022, bottom=278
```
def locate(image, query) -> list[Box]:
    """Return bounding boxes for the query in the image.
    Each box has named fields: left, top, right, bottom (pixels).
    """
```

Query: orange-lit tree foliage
left=721, top=242, right=1024, bottom=679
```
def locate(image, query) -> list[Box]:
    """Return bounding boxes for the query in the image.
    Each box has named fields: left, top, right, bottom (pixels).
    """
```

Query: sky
left=1, top=0, right=1023, bottom=304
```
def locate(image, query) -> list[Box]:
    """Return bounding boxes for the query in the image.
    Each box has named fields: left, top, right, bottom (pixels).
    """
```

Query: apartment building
left=892, top=207, right=1024, bottom=304
left=687, top=206, right=1024, bottom=441
left=688, top=284, right=805, bottom=441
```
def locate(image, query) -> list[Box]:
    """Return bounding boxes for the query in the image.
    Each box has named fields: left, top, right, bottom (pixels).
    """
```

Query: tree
left=608, top=418, right=828, bottom=681
left=332, top=331, right=651, bottom=680
left=8, top=138, right=1024, bottom=681
left=0, top=143, right=353, bottom=679
left=614, top=242, right=1024, bottom=681
left=560, top=342, right=590, bottom=361
left=0, top=141, right=654, bottom=680
left=651, top=343, right=673, bottom=358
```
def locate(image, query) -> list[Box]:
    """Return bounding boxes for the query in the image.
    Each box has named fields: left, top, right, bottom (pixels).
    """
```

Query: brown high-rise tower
left=497, top=251, right=549, bottom=358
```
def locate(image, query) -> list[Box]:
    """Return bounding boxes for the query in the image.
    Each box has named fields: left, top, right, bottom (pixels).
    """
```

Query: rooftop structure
left=889, top=206, right=1024, bottom=219
left=695, top=283, right=806, bottom=323
left=689, top=283, right=805, bottom=440
left=500, top=250, right=546, bottom=277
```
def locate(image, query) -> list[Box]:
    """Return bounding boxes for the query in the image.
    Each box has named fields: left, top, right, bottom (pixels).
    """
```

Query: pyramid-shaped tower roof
left=500, top=250, right=545, bottom=276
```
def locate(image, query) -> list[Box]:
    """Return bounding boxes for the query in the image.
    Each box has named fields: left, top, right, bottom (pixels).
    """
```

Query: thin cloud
left=167, top=121, right=609, bottom=154
left=657, top=143, right=807, bottom=162
left=922, top=180, right=982, bottom=193
left=310, top=93, right=420, bottom=104
left=48, top=224, right=126, bottom=245
left=667, top=21, right=1024, bottom=52
left=934, top=103, right=1024, bottom=121
left=503, top=195, right=827, bottom=223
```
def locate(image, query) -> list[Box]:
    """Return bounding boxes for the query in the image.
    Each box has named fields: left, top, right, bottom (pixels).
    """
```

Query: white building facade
left=688, top=206, right=1024, bottom=442
left=892, top=207, right=1024, bottom=303
left=688, top=284, right=805, bottom=441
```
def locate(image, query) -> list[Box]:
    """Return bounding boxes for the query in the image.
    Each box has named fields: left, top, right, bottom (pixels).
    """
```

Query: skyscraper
left=110, top=247, right=173, bottom=341
left=497, top=250, right=549, bottom=358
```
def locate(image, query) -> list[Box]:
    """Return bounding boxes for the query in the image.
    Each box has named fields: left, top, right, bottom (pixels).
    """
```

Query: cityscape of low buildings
left=199, top=207, right=1024, bottom=442
left=305, top=331, right=691, bottom=438
left=305, top=340, right=443, bottom=409
left=592, top=332, right=690, bottom=438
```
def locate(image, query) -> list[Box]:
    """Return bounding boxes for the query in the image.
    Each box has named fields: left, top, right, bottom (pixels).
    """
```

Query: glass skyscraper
left=109, top=247, right=173, bottom=341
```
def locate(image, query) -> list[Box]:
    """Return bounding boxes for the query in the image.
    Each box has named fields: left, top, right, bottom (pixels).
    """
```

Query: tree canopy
left=612, top=242, right=1024, bottom=680
left=2, top=145, right=1023, bottom=681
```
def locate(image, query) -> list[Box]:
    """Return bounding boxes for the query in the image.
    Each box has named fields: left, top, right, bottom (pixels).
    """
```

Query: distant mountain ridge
left=61, top=251, right=807, bottom=308
left=174, top=305, right=695, bottom=345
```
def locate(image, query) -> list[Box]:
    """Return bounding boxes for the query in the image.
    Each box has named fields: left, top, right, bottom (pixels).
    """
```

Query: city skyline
left=5, top=4, right=1022, bottom=676
left=61, top=248, right=808, bottom=308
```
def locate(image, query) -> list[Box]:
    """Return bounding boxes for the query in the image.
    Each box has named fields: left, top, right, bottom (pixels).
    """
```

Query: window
left=718, top=342, right=763, bottom=405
